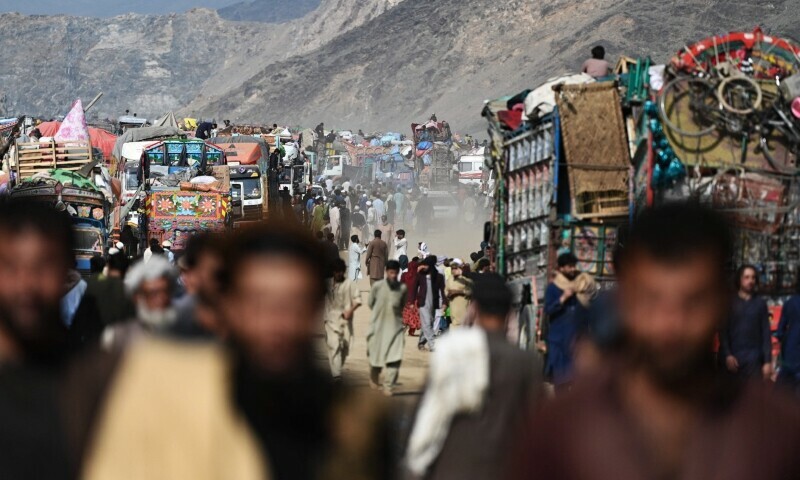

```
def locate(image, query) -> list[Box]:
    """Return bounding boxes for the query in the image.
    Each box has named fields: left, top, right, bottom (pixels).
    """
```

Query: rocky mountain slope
left=3, top=0, right=800, bottom=135
left=0, top=0, right=400, bottom=121
left=192, top=0, right=800, bottom=134
left=0, top=0, right=238, bottom=17
left=218, top=0, right=320, bottom=23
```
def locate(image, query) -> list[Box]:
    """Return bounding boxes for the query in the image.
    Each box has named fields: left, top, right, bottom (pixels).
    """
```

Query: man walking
left=348, top=235, right=365, bottom=282
left=367, top=260, right=407, bottom=396
left=544, top=252, right=594, bottom=391
left=325, top=259, right=362, bottom=381
left=394, top=229, right=408, bottom=261
left=407, top=273, right=543, bottom=479
left=721, top=265, right=772, bottom=380
left=415, top=255, right=446, bottom=351
left=365, top=230, right=389, bottom=286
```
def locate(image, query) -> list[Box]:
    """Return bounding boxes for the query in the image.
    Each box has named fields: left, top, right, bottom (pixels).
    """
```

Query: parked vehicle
left=229, top=165, right=265, bottom=224
left=458, top=154, right=485, bottom=185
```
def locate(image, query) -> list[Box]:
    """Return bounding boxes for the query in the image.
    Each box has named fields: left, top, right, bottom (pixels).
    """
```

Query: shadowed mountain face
left=0, top=0, right=238, bottom=17
left=191, top=0, right=800, bottom=134
left=2, top=0, right=800, bottom=134
left=218, top=0, right=321, bottom=23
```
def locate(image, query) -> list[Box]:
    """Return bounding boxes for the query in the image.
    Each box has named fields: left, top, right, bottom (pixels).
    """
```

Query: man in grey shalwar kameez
left=367, top=260, right=407, bottom=395
left=325, top=258, right=362, bottom=380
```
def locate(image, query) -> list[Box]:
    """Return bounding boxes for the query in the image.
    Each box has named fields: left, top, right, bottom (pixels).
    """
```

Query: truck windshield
left=126, top=168, right=140, bottom=189
left=242, top=179, right=261, bottom=199
left=74, top=228, right=103, bottom=253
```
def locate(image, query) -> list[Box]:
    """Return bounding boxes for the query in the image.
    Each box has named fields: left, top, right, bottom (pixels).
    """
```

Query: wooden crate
left=14, top=141, right=93, bottom=181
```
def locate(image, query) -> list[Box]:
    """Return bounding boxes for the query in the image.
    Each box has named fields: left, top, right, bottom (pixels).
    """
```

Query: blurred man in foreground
left=85, top=223, right=395, bottom=480
left=407, top=273, right=542, bottom=480
left=512, top=204, right=800, bottom=479
left=0, top=200, right=76, bottom=478
left=172, top=233, right=223, bottom=339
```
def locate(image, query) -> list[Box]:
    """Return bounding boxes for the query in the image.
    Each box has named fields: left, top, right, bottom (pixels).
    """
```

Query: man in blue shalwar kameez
left=544, top=253, right=591, bottom=392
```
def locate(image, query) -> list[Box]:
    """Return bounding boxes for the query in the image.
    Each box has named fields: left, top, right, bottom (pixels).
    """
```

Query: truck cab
left=322, top=155, right=347, bottom=178
left=229, top=165, right=264, bottom=223
left=278, top=161, right=311, bottom=195
left=458, top=155, right=485, bottom=185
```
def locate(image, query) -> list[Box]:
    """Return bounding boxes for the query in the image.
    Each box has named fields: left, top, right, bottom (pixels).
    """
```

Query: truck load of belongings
left=37, top=121, right=117, bottom=161
left=485, top=27, right=800, bottom=298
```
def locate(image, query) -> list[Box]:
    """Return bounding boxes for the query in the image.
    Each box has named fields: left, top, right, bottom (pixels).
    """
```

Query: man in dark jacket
left=721, top=265, right=772, bottom=380
left=415, top=255, right=446, bottom=351
left=195, top=121, right=216, bottom=140
left=409, top=273, right=543, bottom=479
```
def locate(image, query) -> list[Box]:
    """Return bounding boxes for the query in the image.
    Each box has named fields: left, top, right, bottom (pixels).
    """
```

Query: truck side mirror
left=484, top=221, right=491, bottom=243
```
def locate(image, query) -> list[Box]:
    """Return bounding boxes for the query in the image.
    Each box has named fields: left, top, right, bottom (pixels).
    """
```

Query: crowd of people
left=2, top=196, right=800, bottom=480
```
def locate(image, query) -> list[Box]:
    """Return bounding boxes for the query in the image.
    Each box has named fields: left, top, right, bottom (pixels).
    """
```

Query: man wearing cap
left=544, top=252, right=595, bottom=392
left=103, top=256, right=179, bottom=348
left=394, top=230, right=408, bottom=261
left=366, top=201, right=377, bottom=241
left=367, top=260, right=407, bottom=395
left=325, top=258, right=362, bottom=381
left=415, top=255, right=447, bottom=351
left=406, top=274, right=543, bottom=479
left=365, top=230, right=389, bottom=286
left=446, top=259, right=472, bottom=328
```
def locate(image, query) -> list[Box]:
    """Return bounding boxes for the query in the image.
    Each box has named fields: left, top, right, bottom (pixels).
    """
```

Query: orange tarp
left=217, top=142, right=262, bottom=165
left=37, top=121, right=117, bottom=160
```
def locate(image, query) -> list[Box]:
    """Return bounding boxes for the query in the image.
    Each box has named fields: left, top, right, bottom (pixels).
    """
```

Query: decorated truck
left=138, top=138, right=231, bottom=251
left=486, top=27, right=800, bottom=357
left=412, top=119, right=457, bottom=190
left=9, top=140, right=114, bottom=274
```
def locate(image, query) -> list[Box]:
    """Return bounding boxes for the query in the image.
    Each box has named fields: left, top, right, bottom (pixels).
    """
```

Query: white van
left=458, top=155, right=485, bottom=185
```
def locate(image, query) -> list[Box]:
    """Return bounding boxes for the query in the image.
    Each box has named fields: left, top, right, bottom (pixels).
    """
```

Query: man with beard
left=86, top=223, right=394, bottom=480
left=512, top=204, right=800, bottom=480
left=720, top=265, right=772, bottom=380
left=543, top=252, right=595, bottom=391
left=0, top=200, right=76, bottom=479
left=172, top=233, right=223, bottom=339
left=101, top=257, right=178, bottom=349
left=367, top=260, right=407, bottom=396
left=324, top=258, right=362, bottom=381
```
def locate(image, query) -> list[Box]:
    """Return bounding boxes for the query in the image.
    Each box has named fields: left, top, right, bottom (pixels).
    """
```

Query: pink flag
left=54, top=99, right=90, bottom=142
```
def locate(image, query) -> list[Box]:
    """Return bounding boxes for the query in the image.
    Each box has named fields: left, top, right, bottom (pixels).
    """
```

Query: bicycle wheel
left=717, top=76, right=762, bottom=115
left=659, top=77, right=718, bottom=137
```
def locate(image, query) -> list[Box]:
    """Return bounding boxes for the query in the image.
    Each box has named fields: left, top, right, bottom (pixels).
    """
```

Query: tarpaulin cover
left=555, top=82, right=630, bottom=218
left=153, top=111, right=180, bottom=129
left=55, top=100, right=89, bottom=143
left=112, top=126, right=182, bottom=161
left=217, top=142, right=261, bottom=165
left=524, top=73, right=595, bottom=118
left=38, top=121, right=117, bottom=160
left=208, top=135, right=269, bottom=165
